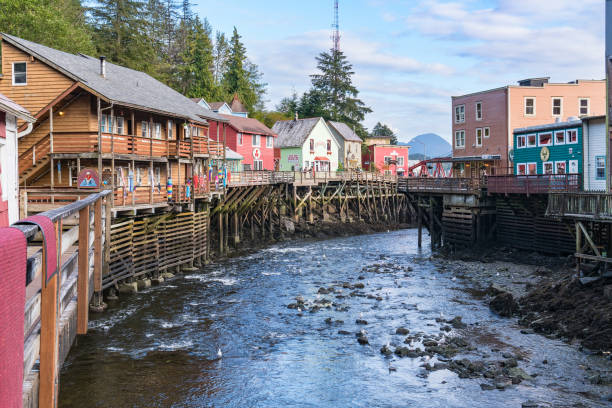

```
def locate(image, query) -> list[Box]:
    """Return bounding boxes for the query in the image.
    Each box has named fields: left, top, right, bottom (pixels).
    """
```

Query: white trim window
left=454, top=130, right=465, bottom=148
left=167, top=120, right=174, bottom=140
left=309, top=139, right=315, bottom=152
left=552, top=97, right=562, bottom=117
left=569, top=159, right=578, bottom=174
left=326, top=139, right=332, bottom=152
left=116, top=117, right=124, bottom=135
left=100, top=114, right=109, bottom=133
left=384, top=156, right=392, bottom=165
left=12, top=62, right=27, bottom=85
left=538, top=132, right=552, bottom=147
left=475, top=128, right=483, bottom=147
left=516, top=134, right=526, bottom=148
left=397, top=156, right=405, bottom=166
left=526, top=134, right=537, bottom=147
left=527, top=162, right=537, bottom=175
left=238, top=133, right=243, bottom=146
left=136, top=168, right=142, bottom=186
left=579, top=98, right=590, bottom=116
left=554, top=130, right=565, bottom=145
left=155, top=167, right=161, bottom=185
left=567, top=129, right=578, bottom=144
left=141, top=121, right=149, bottom=138
left=253, top=160, right=263, bottom=170
left=475, top=102, right=482, bottom=121
left=555, top=161, right=566, bottom=175
left=543, top=161, right=554, bottom=175
left=517, top=163, right=527, bottom=175
left=266, top=136, right=273, bottom=148
left=252, top=134, right=260, bottom=147
left=153, top=123, right=162, bottom=139
left=484, top=127, right=490, bottom=138
left=524, top=97, right=535, bottom=116
left=454, top=105, right=465, bottom=123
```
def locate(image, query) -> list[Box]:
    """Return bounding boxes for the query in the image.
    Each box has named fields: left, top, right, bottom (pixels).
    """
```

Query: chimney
left=99, top=56, right=106, bottom=78
left=294, top=112, right=298, bottom=121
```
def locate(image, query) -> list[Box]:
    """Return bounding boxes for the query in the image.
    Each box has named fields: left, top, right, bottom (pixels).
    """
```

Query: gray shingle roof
left=1, top=33, right=226, bottom=125
left=327, top=121, right=362, bottom=142
left=272, top=117, right=321, bottom=148
left=514, top=119, right=582, bottom=134
left=0, top=92, right=35, bottom=122
left=225, top=147, right=243, bottom=160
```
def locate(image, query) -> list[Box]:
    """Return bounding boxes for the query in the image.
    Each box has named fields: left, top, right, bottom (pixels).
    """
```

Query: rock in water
left=380, top=344, right=393, bottom=356
left=396, top=327, right=410, bottom=335
left=357, top=335, right=369, bottom=345
left=489, top=292, right=518, bottom=317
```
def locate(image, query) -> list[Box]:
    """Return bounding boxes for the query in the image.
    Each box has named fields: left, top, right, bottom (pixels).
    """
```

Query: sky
left=193, top=0, right=605, bottom=143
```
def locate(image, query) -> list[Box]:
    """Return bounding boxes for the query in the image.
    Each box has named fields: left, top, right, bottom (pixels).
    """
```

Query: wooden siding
left=583, top=118, right=607, bottom=191
left=0, top=40, right=74, bottom=115
left=513, top=126, right=583, bottom=175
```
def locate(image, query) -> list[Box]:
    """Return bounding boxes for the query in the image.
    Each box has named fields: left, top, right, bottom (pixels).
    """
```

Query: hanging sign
left=77, top=168, right=99, bottom=188
left=253, top=148, right=261, bottom=159
left=540, top=146, right=550, bottom=162
left=287, top=154, right=299, bottom=164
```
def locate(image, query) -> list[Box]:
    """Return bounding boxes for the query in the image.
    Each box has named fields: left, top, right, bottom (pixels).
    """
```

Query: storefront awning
left=314, top=156, right=330, bottom=161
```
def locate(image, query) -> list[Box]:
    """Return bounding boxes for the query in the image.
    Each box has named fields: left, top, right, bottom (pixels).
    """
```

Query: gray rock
left=396, top=327, right=410, bottom=335
left=356, top=319, right=368, bottom=325
left=480, top=383, right=495, bottom=391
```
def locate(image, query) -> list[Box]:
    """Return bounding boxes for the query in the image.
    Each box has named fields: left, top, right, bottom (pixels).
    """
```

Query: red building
left=209, top=114, right=276, bottom=170
left=362, top=144, right=409, bottom=176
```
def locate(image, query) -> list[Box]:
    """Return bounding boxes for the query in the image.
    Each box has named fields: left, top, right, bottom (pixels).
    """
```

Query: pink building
left=362, top=142, right=409, bottom=176
left=451, top=78, right=605, bottom=176
left=209, top=114, right=276, bottom=170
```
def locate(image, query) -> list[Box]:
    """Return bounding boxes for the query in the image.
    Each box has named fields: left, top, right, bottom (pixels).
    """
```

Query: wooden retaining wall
left=106, top=210, right=209, bottom=287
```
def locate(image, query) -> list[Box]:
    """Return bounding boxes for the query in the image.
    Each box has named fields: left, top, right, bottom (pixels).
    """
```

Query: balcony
left=487, top=174, right=581, bottom=195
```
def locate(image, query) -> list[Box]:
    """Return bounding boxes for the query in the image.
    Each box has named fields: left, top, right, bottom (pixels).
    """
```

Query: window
left=454, top=130, right=465, bottom=148
left=100, top=114, right=109, bottom=133
left=141, top=121, right=149, bottom=138
left=596, top=156, right=606, bottom=180
left=167, top=120, right=174, bottom=140
left=552, top=98, right=562, bottom=116
left=556, top=161, right=566, bottom=174
left=517, top=135, right=526, bottom=148
left=397, top=156, right=405, bottom=166
left=524, top=98, right=535, bottom=116
left=517, top=163, right=527, bottom=175
left=579, top=98, right=590, bottom=116
left=554, top=130, right=565, bottom=145
left=154, top=123, right=162, bottom=139
left=326, top=139, right=331, bottom=152
left=526, top=134, right=537, bottom=147
left=184, top=125, right=190, bottom=138
left=238, top=133, right=243, bottom=145
left=475, top=102, right=482, bottom=120
left=454, top=105, right=465, bottom=123
left=309, top=139, right=315, bottom=152
left=136, top=168, right=142, bottom=185
left=266, top=136, right=273, bottom=148
left=384, top=170, right=392, bottom=176
left=155, top=167, right=161, bottom=185
left=527, top=163, right=537, bottom=175
left=567, top=129, right=578, bottom=144
left=116, top=117, right=124, bottom=135
left=384, top=156, right=392, bottom=165
left=475, top=128, right=483, bottom=147
left=538, top=132, right=552, bottom=146
left=569, top=159, right=578, bottom=174
left=543, top=161, right=554, bottom=175
left=12, top=62, right=27, bottom=85
left=484, top=127, right=490, bottom=138
left=253, top=160, right=263, bottom=170
left=252, top=134, right=260, bottom=147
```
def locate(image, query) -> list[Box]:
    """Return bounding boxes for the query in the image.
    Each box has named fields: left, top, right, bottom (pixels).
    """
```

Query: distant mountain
left=398, top=133, right=451, bottom=159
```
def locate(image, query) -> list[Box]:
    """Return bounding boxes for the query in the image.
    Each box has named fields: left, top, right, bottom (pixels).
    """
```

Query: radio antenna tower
left=332, top=0, right=340, bottom=52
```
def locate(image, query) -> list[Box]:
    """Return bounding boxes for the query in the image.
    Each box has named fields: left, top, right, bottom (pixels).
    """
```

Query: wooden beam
left=577, top=221, right=600, bottom=257
left=94, top=199, right=103, bottom=292
left=77, top=206, right=90, bottom=334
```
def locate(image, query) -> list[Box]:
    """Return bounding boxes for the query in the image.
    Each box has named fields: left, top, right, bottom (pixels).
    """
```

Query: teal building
left=512, top=119, right=582, bottom=176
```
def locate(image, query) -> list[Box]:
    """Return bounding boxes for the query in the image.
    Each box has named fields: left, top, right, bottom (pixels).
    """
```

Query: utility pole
left=332, top=0, right=340, bottom=52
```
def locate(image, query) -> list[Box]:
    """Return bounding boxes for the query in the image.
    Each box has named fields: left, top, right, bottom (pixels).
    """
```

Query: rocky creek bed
left=59, top=230, right=612, bottom=407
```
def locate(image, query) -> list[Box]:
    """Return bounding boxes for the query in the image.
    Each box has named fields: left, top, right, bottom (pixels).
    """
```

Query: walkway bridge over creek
left=6, top=171, right=612, bottom=407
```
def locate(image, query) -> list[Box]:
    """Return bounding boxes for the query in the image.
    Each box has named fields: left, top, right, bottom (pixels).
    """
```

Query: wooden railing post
left=77, top=205, right=90, bottom=334
left=39, top=220, right=61, bottom=408
left=94, top=198, right=102, bottom=293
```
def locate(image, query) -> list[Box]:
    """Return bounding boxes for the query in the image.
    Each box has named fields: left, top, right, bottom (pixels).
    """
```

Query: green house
left=512, top=119, right=582, bottom=176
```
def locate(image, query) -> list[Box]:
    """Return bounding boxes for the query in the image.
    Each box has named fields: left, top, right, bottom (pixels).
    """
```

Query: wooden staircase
left=19, top=134, right=51, bottom=185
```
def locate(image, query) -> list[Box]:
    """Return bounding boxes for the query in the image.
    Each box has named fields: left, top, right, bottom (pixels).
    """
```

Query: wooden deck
left=488, top=174, right=581, bottom=195
left=547, top=192, right=612, bottom=221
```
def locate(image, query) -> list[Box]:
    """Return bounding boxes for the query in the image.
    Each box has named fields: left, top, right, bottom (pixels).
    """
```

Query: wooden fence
left=398, top=177, right=483, bottom=194
left=547, top=192, right=612, bottom=220
left=11, top=190, right=111, bottom=408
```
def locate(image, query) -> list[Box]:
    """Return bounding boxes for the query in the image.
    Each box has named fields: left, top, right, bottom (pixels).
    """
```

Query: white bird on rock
left=217, top=348, right=223, bottom=359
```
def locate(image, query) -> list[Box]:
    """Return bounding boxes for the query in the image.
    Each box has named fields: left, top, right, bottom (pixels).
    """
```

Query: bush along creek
left=59, top=229, right=612, bottom=408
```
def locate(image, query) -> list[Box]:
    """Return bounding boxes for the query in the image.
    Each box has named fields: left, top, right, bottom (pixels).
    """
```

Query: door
left=568, top=160, right=578, bottom=174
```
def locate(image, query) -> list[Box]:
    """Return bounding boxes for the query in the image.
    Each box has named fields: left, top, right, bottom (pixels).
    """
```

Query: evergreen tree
left=0, top=0, right=95, bottom=54
left=90, top=0, right=157, bottom=74
left=371, top=122, right=397, bottom=144
left=212, top=32, right=230, bottom=86
left=298, top=89, right=327, bottom=119
left=179, top=17, right=217, bottom=99
left=277, top=92, right=299, bottom=118
left=310, top=49, right=371, bottom=125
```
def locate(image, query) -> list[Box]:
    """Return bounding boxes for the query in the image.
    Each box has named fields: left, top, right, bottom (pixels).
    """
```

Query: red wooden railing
left=487, top=174, right=581, bottom=195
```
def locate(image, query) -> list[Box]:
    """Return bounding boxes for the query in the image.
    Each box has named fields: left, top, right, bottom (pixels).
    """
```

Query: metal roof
left=0, top=92, right=35, bottom=122
left=220, top=114, right=276, bottom=136
left=272, top=117, right=322, bottom=148
left=327, top=121, right=362, bottom=142
left=1, top=33, right=227, bottom=125
left=514, top=119, right=582, bottom=134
